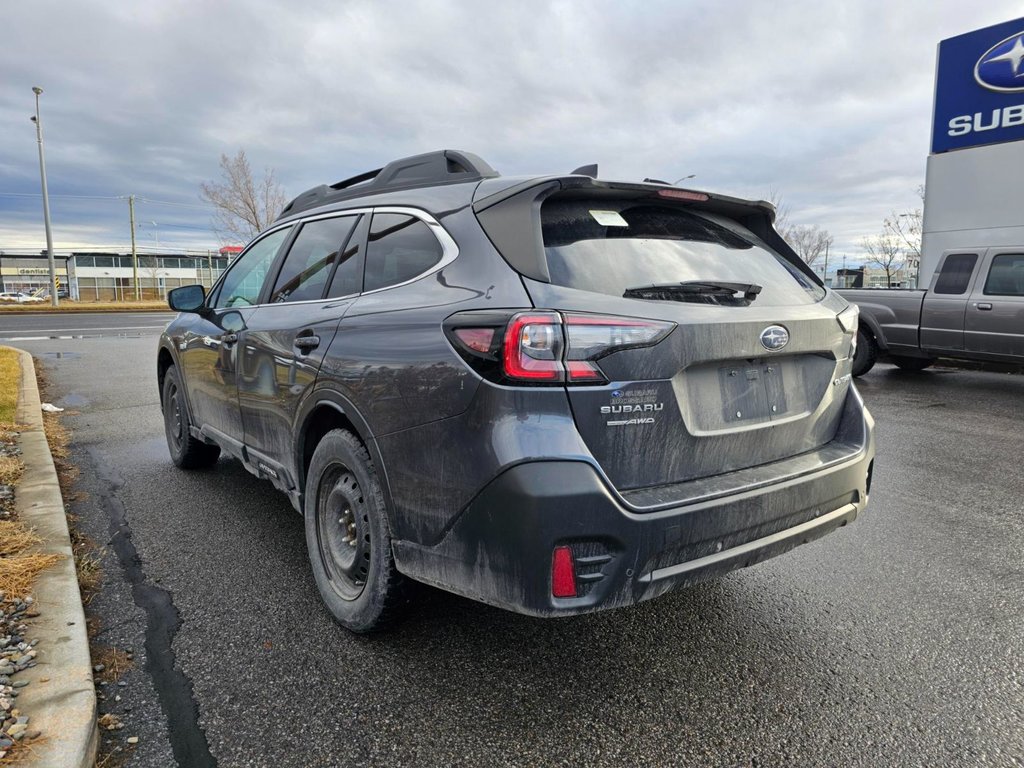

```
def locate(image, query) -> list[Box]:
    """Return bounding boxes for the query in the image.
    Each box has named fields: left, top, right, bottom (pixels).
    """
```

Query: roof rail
left=276, top=149, right=499, bottom=220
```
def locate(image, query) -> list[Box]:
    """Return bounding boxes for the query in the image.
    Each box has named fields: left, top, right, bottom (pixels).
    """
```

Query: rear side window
left=540, top=201, right=824, bottom=306
left=933, top=253, right=977, bottom=295
left=984, top=253, right=1024, bottom=296
left=363, top=213, right=443, bottom=292
left=270, top=216, right=358, bottom=303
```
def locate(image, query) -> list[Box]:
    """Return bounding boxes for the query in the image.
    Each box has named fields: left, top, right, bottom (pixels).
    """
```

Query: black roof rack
left=276, top=149, right=499, bottom=220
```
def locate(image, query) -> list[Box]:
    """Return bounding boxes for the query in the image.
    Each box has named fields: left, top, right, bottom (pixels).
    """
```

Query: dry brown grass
left=0, top=552, right=63, bottom=599
left=91, top=644, right=134, bottom=684
left=0, top=454, right=22, bottom=487
left=0, top=347, right=19, bottom=424
left=0, top=520, right=40, bottom=557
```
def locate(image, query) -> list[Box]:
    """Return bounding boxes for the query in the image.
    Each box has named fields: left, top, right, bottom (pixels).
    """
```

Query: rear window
left=541, top=201, right=824, bottom=306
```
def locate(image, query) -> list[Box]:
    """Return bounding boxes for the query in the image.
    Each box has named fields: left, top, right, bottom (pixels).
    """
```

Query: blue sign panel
left=933, top=17, right=1024, bottom=153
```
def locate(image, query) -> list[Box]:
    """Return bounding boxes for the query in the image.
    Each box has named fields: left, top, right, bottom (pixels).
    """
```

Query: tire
left=890, top=355, right=935, bottom=372
left=851, top=328, right=878, bottom=377
left=304, top=429, right=408, bottom=633
left=162, top=366, right=220, bottom=469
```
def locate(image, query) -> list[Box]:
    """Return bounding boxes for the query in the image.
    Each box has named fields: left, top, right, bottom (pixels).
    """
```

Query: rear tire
left=890, top=355, right=935, bottom=372
left=304, top=429, right=408, bottom=633
left=851, top=328, right=878, bottom=377
left=162, top=366, right=220, bottom=469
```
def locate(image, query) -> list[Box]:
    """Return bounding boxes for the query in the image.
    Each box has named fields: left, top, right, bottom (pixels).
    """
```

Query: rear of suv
left=158, top=150, right=874, bottom=632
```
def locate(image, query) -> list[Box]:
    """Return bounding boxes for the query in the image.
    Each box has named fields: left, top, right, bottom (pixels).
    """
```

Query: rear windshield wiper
left=623, top=281, right=762, bottom=306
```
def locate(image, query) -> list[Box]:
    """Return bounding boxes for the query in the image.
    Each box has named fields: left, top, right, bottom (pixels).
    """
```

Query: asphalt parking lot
left=7, top=314, right=1023, bottom=767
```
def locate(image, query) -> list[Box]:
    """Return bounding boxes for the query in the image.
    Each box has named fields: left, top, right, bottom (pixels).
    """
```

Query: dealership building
left=922, top=16, right=1024, bottom=279
left=0, top=249, right=236, bottom=301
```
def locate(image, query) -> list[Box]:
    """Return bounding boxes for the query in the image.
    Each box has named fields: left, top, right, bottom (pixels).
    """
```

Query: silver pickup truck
left=839, top=249, right=1024, bottom=376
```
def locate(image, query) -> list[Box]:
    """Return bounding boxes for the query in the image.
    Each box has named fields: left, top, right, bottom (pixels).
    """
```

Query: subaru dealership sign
left=933, top=17, right=1024, bottom=153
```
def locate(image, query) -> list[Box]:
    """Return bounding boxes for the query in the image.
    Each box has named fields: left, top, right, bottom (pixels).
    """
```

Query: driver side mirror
left=168, top=284, right=207, bottom=314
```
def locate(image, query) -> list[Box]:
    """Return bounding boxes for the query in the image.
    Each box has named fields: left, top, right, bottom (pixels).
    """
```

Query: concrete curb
left=4, top=346, right=97, bottom=768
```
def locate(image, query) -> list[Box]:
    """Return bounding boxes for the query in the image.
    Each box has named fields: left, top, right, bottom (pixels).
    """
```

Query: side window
left=326, top=216, right=367, bottom=298
left=213, top=228, right=291, bottom=309
left=363, top=213, right=443, bottom=293
left=933, top=253, right=978, bottom=295
left=270, top=216, right=357, bottom=303
left=984, top=253, right=1024, bottom=297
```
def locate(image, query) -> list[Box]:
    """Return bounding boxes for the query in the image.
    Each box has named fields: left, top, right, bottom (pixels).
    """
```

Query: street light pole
left=31, top=86, right=58, bottom=307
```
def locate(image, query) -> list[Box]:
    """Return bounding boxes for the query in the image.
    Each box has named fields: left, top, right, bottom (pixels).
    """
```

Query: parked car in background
left=157, top=149, right=875, bottom=632
left=0, top=291, right=46, bottom=304
left=840, top=248, right=1024, bottom=376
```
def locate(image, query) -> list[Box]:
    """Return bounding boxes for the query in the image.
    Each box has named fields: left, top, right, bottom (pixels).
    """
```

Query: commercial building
left=0, top=250, right=231, bottom=301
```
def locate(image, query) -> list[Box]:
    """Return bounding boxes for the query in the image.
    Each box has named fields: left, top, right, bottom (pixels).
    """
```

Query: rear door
left=920, top=251, right=979, bottom=351
left=238, top=213, right=366, bottom=478
left=965, top=248, right=1024, bottom=359
left=528, top=197, right=852, bottom=491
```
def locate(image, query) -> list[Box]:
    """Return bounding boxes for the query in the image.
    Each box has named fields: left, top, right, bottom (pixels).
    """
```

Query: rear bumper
left=393, top=391, right=875, bottom=617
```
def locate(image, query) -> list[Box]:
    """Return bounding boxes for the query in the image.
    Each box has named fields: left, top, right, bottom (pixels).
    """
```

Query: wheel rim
left=315, top=464, right=371, bottom=601
left=167, top=383, right=184, bottom=452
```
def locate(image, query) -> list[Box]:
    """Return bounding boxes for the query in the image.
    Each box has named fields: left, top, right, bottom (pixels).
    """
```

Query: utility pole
left=128, top=195, right=139, bottom=300
left=822, top=240, right=830, bottom=286
left=31, top=86, right=58, bottom=307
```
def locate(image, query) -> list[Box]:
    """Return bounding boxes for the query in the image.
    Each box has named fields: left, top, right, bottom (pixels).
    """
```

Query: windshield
left=541, top=200, right=824, bottom=306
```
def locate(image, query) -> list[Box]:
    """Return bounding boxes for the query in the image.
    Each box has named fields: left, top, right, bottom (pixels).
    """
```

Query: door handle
left=976, top=302, right=993, bottom=311
left=221, top=332, right=239, bottom=344
left=294, top=334, right=321, bottom=352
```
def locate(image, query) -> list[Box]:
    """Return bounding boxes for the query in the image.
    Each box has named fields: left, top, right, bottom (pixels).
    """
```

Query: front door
left=965, top=249, right=1024, bottom=359
left=179, top=226, right=292, bottom=442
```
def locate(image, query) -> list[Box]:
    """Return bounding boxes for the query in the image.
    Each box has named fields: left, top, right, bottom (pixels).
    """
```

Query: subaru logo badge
left=975, top=32, right=1024, bottom=93
left=760, top=325, right=789, bottom=351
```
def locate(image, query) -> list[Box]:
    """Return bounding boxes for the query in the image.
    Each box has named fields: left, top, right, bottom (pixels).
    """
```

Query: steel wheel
left=316, top=464, right=372, bottom=601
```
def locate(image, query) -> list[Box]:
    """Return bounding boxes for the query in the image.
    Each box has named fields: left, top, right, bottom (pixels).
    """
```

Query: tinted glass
left=326, top=216, right=365, bottom=298
left=214, top=228, right=290, bottom=309
left=541, top=201, right=824, bottom=306
left=363, top=213, right=443, bottom=292
left=270, top=216, right=357, bottom=303
left=933, top=253, right=977, bottom=295
left=984, top=253, right=1024, bottom=296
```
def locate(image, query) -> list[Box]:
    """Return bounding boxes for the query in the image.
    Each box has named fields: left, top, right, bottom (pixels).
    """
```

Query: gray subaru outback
left=158, top=150, right=874, bottom=632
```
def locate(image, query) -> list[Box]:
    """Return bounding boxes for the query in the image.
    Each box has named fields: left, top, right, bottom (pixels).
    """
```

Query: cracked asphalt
left=6, top=314, right=1023, bottom=767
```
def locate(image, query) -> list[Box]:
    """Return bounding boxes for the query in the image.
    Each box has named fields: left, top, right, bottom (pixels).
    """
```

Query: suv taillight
left=445, top=310, right=674, bottom=385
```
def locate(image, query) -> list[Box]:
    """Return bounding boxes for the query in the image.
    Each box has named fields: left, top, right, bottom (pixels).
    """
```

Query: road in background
left=8, top=329, right=1024, bottom=767
left=0, top=312, right=173, bottom=340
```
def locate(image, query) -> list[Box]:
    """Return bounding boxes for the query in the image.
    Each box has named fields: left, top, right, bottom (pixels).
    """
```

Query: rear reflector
left=551, top=546, right=578, bottom=598
left=658, top=189, right=709, bottom=201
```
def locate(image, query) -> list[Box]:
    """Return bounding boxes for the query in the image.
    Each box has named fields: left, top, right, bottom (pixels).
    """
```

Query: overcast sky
left=1, top=0, right=1020, bottom=261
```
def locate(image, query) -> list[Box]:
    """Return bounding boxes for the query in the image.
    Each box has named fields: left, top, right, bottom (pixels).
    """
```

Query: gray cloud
left=1, top=0, right=1020, bottom=258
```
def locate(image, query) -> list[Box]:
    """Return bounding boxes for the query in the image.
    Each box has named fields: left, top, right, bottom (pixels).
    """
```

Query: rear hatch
left=478, top=184, right=855, bottom=492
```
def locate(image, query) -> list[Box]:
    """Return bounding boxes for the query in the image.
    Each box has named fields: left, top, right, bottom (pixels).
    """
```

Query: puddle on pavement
left=62, top=392, right=90, bottom=407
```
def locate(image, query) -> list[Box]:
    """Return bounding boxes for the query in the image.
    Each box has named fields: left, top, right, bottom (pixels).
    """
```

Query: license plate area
left=719, top=361, right=788, bottom=424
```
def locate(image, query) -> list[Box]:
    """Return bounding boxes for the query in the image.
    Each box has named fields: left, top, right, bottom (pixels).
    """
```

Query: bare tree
left=785, top=224, right=833, bottom=267
left=765, top=186, right=792, bottom=238
left=200, top=150, right=288, bottom=243
left=861, top=230, right=905, bottom=288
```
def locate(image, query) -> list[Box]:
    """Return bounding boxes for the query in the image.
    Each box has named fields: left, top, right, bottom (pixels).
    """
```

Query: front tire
left=851, top=328, right=878, bottom=377
left=162, top=366, right=220, bottom=469
left=304, top=429, right=408, bottom=633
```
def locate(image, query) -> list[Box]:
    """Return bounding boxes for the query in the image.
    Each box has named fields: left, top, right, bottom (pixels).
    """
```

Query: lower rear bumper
left=393, top=400, right=875, bottom=617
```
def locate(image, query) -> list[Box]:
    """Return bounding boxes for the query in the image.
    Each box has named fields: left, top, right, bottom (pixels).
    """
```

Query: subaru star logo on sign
left=975, top=33, right=1024, bottom=92
left=759, top=325, right=789, bottom=352
left=933, top=17, right=1024, bottom=153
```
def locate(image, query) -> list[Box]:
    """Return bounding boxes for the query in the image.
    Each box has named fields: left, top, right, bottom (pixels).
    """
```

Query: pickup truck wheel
left=305, top=429, right=408, bottom=633
left=162, top=366, right=220, bottom=469
left=890, top=355, right=935, bottom=372
left=851, top=328, right=877, bottom=377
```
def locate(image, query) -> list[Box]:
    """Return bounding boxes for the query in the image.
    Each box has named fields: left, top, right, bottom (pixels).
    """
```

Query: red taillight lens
left=551, top=546, right=577, bottom=598
left=452, top=327, right=496, bottom=354
left=502, top=312, right=564, bottom=381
